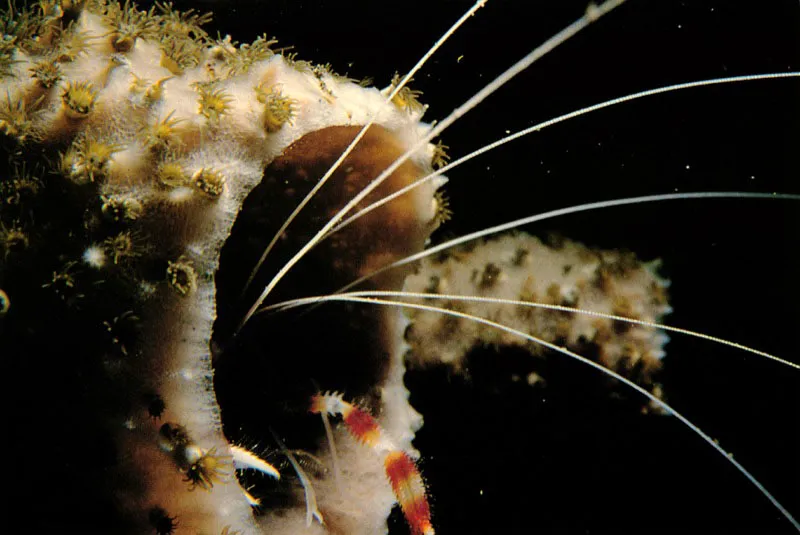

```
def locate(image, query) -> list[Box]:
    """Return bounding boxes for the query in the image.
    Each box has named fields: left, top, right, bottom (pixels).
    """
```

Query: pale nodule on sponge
left=405, top=233, right=671, bottom=409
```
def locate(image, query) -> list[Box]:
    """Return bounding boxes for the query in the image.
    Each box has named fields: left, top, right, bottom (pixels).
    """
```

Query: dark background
left=178, top=1, right=800, bottom=534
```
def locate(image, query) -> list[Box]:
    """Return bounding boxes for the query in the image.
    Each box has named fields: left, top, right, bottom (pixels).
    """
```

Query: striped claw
left=311, top=392, right=435, bottom=535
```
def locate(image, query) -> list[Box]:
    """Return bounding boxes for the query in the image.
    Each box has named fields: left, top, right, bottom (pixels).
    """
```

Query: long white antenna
left=262, top=290, right=800, bottom=371
left=235, top=0, right=629, bottom=335
left=330, top=192, right=800, bottom=295
left=239, top=0, right=489, bottom=296
left=327, top=72, right=800, bottom=237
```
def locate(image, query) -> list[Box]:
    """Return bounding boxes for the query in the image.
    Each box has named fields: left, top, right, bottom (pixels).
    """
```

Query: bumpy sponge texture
left=404, top=232, right=671, bottom=399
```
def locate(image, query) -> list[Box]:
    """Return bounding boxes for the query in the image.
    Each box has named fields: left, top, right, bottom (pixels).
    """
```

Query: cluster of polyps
left=0, top=1, right=442, bottom=533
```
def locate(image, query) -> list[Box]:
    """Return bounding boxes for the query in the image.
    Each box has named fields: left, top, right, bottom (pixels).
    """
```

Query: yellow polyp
left=101, top=195, right=143, bottom=222
left=167, top=257, right=197, bottom=297
left=159, top=36, right=203, bottom=75
left=389, top=73, right=425, bottom=115
left=65, top=136, right=120, bottom=183
left=129, top=74, right=173, bottom=104
left=431, top=141, right=450, bottom=169
left=144, top=76, right=173, bottom=102
left=59, top=147, right=78, bottom=176
left=103, top=232, right=137, bottom=264
left=192, top=168, right=225, bottom=198
left=140, top=111, right=184, bottom=152
left=181, top=446, right=232, bottom=491
left=99, top=55, right=128, bottom=87
left=43, top=262, right=82, bottom=301
left=433, top=190, right=452, bottom=227
left=1, top=223, right=29, bottom=257
left=196, top=85, right=232, bottom=124
left=255, top=83, right=296, bottom=133
left=0, top=91, right=37, bottom=143
left=1, top=168, right=41, bottom=206
left=222, top=34, right=278, bottom=77
left=111, top=33, right=134, bottom=52
left=54, top=27, right=93, bottom=63
left=159, top=52, right=182, bottom=76
left=61, top=80, right=97, bottom=119
left=29, top=58, right=62, bottom=89
left=0, top=47, right=18, bottom=79
left=157, top=160, right=189, bottom=188
left=102, top=1, right=157, bottom=52
left=156, top=2, right=213, bottom=40
left=128, top=73, right=148, bottom=94
left=37, top=1, right=63, bottom=19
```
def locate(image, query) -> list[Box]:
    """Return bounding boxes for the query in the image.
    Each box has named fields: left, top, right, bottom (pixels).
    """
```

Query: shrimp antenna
left=238, top=0, right=489, bottom=298
left=270, top=429, right=325, bottom=527
left=326, top=72, right=800, bottom=238
left=234, top=0, right=628, bottom=336
left=329, top=191, right=800, bottom=297
left=263, top=290, right=800, bottom=371
left=310, top=379, right=343, bottom=488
